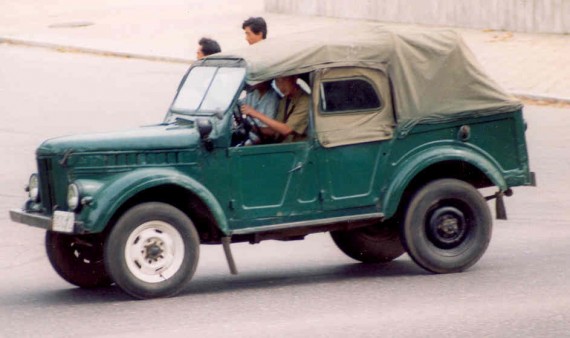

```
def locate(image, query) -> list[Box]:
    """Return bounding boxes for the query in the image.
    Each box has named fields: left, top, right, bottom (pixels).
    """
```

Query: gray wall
left=265, top=0, right=570, bottom=34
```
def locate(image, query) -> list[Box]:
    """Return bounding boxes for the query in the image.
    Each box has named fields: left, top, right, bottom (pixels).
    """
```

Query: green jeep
left=10, top=24, right=535, bottom=299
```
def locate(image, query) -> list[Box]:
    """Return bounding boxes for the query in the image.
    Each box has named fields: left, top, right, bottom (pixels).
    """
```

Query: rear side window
left=320, top=78, right=382, bottom=114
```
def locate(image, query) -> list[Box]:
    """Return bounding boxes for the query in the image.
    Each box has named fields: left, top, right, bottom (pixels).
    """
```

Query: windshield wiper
left=159, top=115, right=194, bottom=126
left=174, top=116, right=195, bottom=126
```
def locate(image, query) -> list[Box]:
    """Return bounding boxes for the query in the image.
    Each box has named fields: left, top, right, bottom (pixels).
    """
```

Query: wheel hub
left=125, top=221, right=186, bottom=283
left=427, top=206, right=467, bottom=249
left=143, top=238, right=164, bottom=262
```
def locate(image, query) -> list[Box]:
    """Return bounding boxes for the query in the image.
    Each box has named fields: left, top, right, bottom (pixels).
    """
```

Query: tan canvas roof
left=210, top=22, right=522, bottom=132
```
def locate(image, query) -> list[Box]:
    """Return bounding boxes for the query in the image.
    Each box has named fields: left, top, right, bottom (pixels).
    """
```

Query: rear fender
left=382, top=142, right=506, bottom=219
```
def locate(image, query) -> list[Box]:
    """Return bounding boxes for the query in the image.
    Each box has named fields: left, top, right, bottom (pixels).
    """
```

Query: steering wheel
left=244, top=115, right=266, bottom=143
left=231, top=104, right=247, bottom=145
left=232, top=104, right=265, bottom=145
left=232, top=103, right=245, bottom=126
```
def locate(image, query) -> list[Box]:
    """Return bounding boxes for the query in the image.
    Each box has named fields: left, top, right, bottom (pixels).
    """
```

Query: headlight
left=67, top=183, right=80, bottom=211
left=28, top=174, right=40, bottom=202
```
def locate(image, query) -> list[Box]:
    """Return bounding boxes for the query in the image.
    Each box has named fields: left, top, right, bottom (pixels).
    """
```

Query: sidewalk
left=1, top=0, right=569, bottom=103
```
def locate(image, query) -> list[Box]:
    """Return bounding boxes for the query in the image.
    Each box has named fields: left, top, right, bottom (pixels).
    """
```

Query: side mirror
left=197, top=118, right=214, bottom=152
left=197, top=118, right=213, bottom=139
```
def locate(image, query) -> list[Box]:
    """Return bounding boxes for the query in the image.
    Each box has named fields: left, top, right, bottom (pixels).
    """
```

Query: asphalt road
left=1, top=44, right=569, bottom=337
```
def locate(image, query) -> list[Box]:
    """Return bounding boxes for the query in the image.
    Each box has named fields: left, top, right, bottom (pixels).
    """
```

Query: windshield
left=170, top=66, right=246, bottom=116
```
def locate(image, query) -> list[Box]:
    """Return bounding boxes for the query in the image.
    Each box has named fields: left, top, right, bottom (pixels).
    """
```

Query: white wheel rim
left=125, top=221, right=185, bottom=283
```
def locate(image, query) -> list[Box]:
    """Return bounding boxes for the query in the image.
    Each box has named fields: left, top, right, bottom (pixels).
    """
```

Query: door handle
left=288, top=162, right=303, bottom=173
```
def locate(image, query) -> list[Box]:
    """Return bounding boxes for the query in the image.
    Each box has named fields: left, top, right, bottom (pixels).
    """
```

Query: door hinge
left=318, top=190, right=325, bottom=202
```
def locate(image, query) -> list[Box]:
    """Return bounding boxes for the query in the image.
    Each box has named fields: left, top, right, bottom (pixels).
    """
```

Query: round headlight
left=28, top=174, right=40, bottom=202
left=67, top=183, right=80, bottom=211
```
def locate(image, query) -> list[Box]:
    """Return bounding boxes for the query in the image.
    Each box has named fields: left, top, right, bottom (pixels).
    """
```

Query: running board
left=231, top=212, right=385, bottom=236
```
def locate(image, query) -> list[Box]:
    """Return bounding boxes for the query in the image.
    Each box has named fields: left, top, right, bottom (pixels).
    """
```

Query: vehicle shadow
left=179, top=259, right=427, bottom=297
left=9, top=259, right=427, bottom=304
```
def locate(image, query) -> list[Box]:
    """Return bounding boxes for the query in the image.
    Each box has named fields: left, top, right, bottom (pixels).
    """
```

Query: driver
left=241, top=75, right=309, bottom=143
left=243, top=81, right=280, bottom=128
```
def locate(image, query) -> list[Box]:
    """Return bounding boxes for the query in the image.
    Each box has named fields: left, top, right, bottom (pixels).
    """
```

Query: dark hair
left=198, top=37, right=221, bottom=56
left=242, top=17, right=267, bottom=39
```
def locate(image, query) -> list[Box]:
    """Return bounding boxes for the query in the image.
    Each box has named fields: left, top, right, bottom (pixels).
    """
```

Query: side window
left=320, top=78, right=382, bottom=114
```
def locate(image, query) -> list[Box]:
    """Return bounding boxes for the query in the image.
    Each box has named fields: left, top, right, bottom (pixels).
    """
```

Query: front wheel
left=401, top=179, right=492, bottom=274
left=45, top=231, right=112, bottom=288
left=104, top=202, right=199, bottom=299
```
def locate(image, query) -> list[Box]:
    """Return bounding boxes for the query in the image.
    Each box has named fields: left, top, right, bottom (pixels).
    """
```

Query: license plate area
left=52, top=211, right=75, bottom=233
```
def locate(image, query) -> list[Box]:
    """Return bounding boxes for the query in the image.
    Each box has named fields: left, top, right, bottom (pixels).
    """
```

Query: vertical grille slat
left=37, top=158, right=55, bottom=213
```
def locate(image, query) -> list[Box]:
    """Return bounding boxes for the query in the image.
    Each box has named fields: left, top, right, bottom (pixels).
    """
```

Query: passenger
left=241, top=75, right=309, bottom=143
left=242, top=17, right=267, bottom=45
left=240, top=18, right=276, bottom=130
left=196, top=37, right=221, bottom=60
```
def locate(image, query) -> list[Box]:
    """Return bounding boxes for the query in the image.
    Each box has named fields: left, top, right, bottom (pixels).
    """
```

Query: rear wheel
left=45, top=231, right=112, bottom=288
left=401, top=179, right=492, bottom=273
left=331, top=218, right=405, bottom=263
left=104, top=202, right=199, bottom=299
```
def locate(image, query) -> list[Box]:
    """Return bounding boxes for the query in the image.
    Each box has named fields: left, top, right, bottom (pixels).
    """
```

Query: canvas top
left=208, top=22, right=522, bottom=131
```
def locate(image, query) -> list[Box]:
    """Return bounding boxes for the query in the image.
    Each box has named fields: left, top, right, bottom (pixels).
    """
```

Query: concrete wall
left=265, top=0, right=570, bottom=34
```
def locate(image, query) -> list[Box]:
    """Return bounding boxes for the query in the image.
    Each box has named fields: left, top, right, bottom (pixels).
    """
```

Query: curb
left=512, top=92, right=570, bottom=106
left=0, top=37, right=191, bottom=65
left=3, top=36, right=570, bottom=106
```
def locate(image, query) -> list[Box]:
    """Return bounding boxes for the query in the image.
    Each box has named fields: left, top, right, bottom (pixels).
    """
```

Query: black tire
left=104, top=202, right=199, bottom=299
left=401, top=179, right=492, bottom=273
left=331, top=218, right=405, bottom=263
left=45, top=231, right=113, bottom=288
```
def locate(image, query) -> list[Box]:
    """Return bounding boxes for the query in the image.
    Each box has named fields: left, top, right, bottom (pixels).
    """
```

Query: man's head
left=197, top=37, right=221, bottom=60
left=242, top=17, right=267, bottom=45
left=275, top=76, right=299, bottom=97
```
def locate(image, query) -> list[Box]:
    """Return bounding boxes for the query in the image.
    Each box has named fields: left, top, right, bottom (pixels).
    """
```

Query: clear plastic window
left=320, top=78, right=381, bottom=114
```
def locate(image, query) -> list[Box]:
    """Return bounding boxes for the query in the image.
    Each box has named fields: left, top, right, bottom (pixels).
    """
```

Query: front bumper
left=9, top=208, right=84, bottom=233
left=10, top=208, right=51, bottom=230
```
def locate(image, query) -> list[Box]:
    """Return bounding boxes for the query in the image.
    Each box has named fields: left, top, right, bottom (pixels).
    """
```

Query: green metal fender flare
left=382, top=142, right=507, bottom=219
left=76, top=168, right=229, bottom=234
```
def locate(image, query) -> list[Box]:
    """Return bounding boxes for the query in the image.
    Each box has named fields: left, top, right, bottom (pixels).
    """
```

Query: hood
left=37, top=125, right=200, bottom=156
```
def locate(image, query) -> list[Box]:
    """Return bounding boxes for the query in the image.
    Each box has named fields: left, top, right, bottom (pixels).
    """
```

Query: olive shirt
left=274, top=91, right=310, bottom=142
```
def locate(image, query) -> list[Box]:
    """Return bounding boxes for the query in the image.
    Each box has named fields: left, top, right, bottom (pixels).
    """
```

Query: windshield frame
left=168, top=64, right=246, bottom=118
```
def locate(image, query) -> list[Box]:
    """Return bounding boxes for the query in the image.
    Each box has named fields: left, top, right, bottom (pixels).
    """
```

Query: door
left=312, top=67, right=395, bottom=210
left=228, top=141, right=320, bottom=228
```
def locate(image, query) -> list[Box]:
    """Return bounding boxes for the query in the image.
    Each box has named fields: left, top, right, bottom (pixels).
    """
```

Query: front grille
left=37, top=158, right=55, bottom=213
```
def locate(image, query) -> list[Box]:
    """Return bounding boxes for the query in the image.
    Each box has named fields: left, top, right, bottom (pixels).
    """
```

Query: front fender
left=77, top=168, right=229, bottom=234
left=382, top=142, right=507, bottom=219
